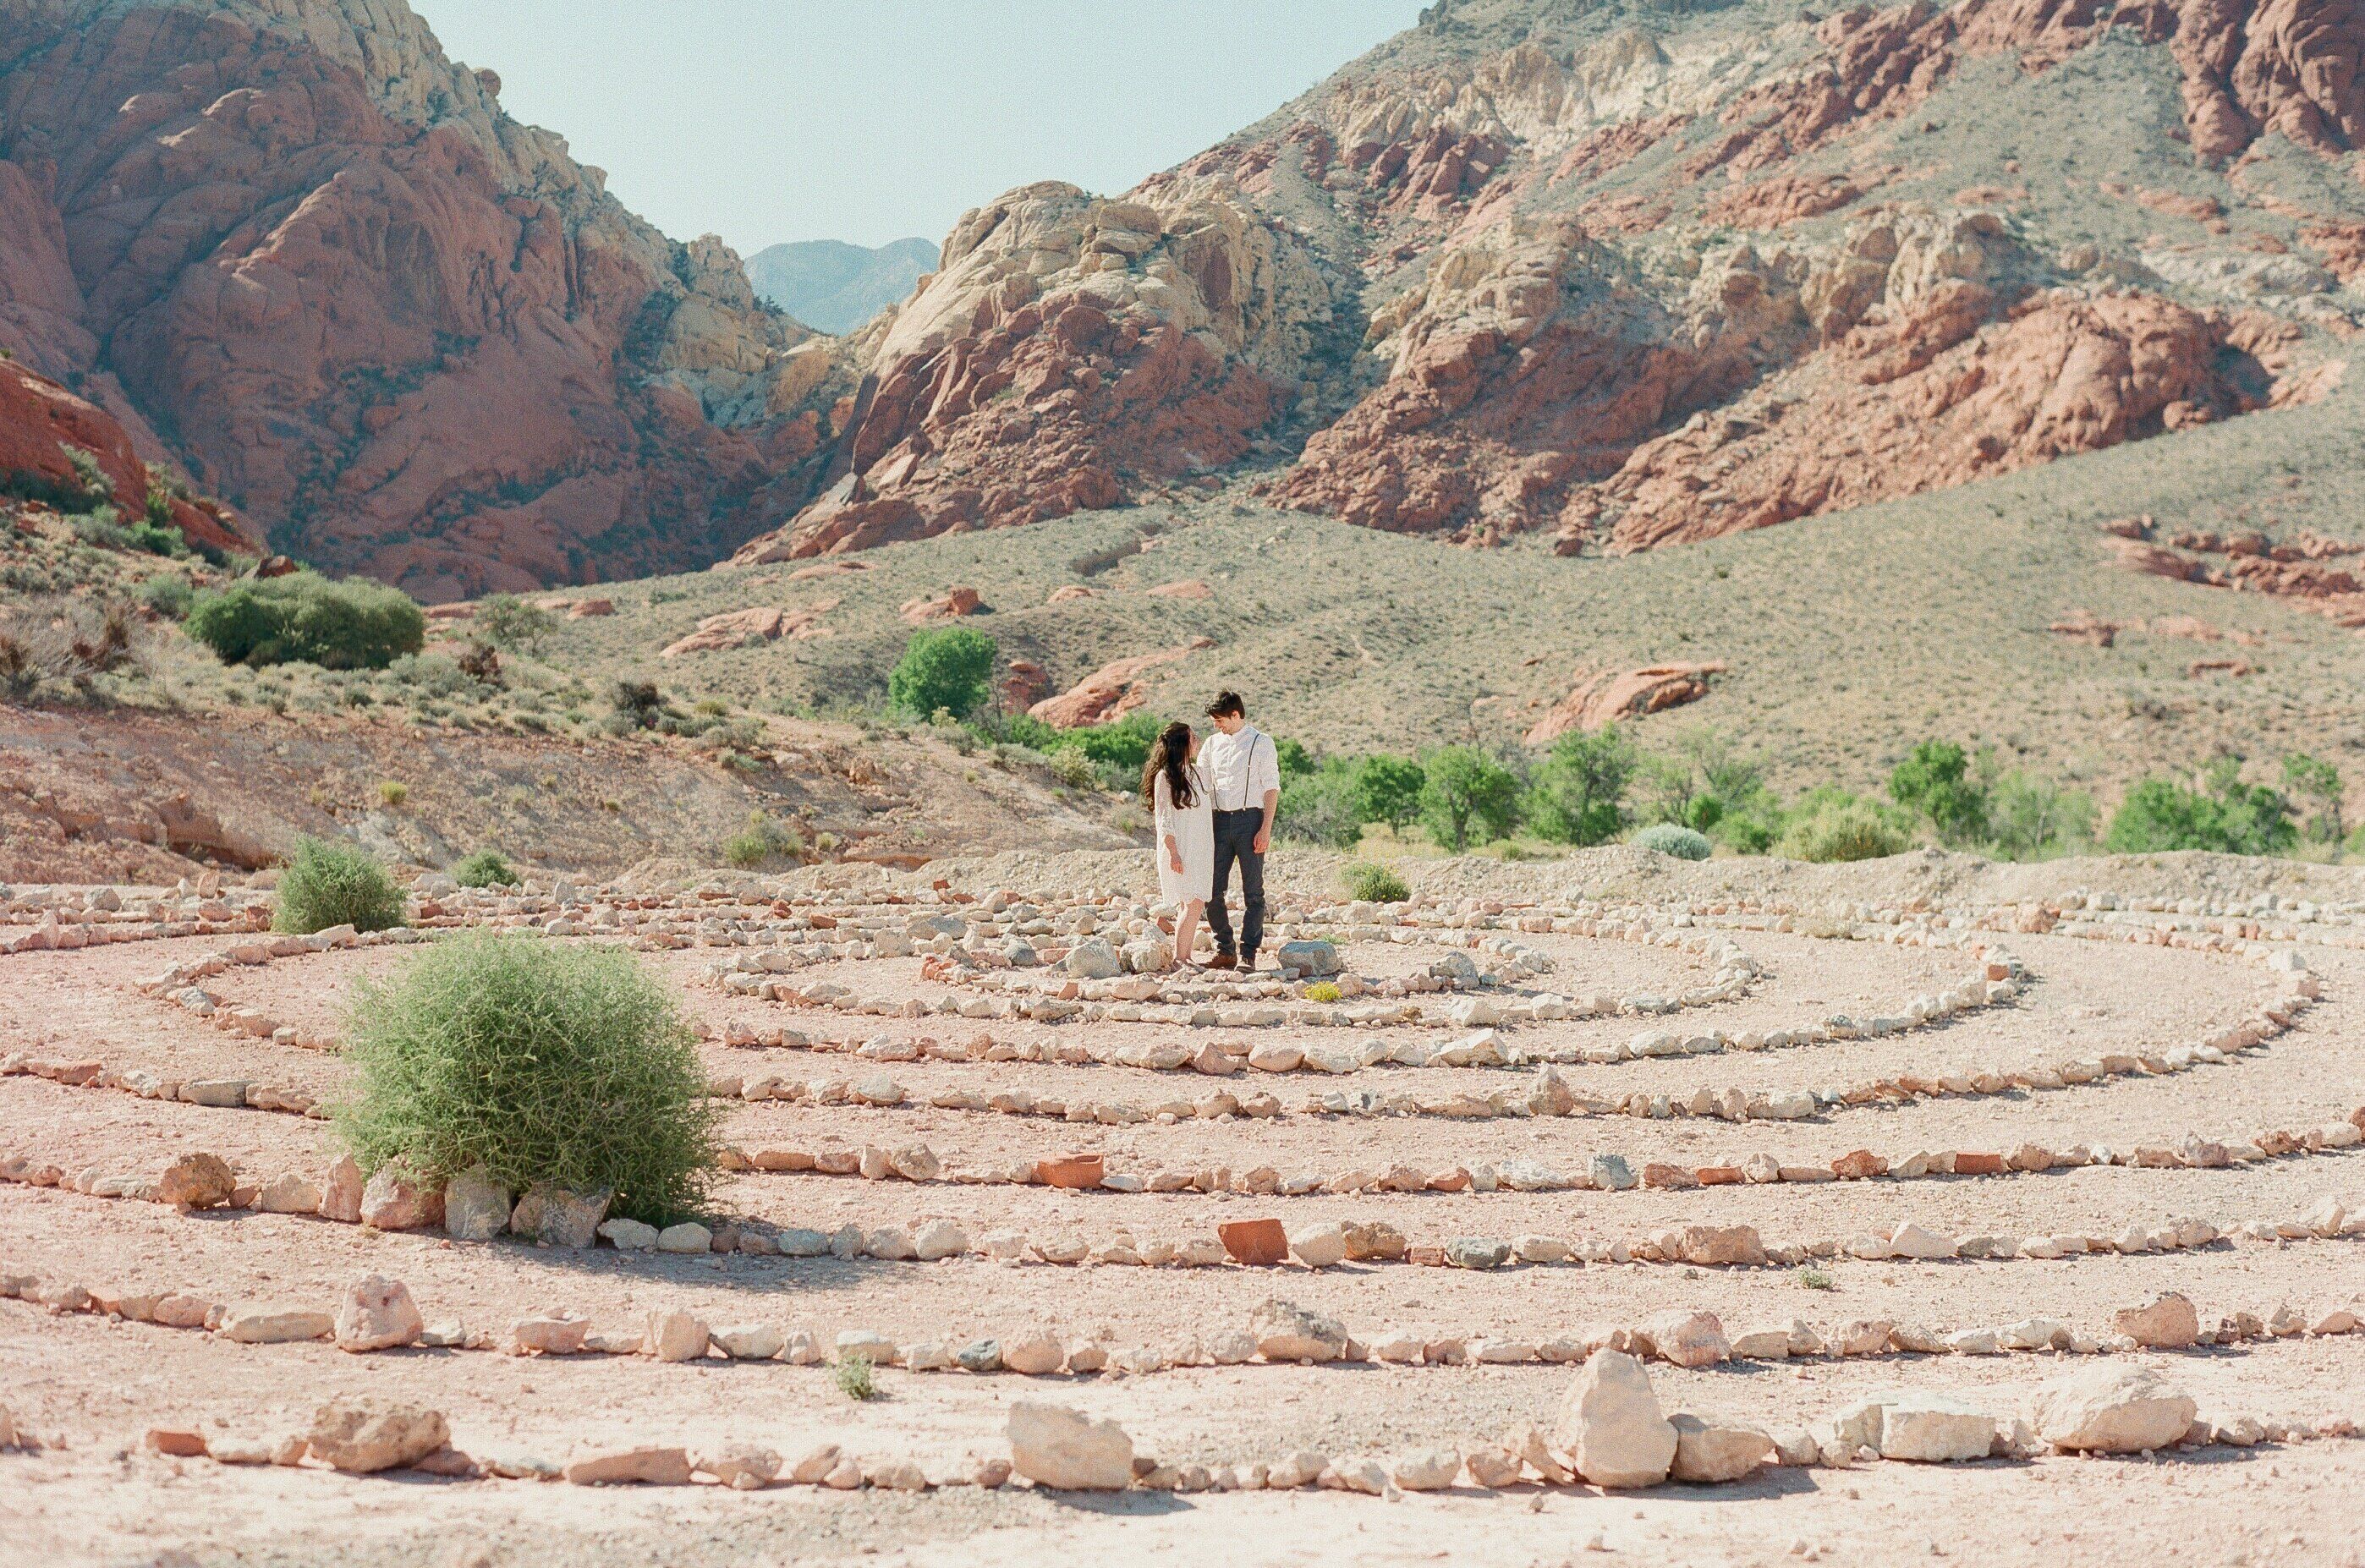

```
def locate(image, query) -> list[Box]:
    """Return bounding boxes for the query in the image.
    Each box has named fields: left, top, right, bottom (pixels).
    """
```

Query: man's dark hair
left=1206, top=690, right=1245, bottom=719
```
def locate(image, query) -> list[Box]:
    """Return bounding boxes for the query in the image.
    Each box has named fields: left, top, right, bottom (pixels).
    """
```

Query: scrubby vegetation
left=185, top=571, right=425, bottom=670
left=724, top=810, right=807, bottom=869
left=272, top=836, right=406, bottom=934
left=452, top=848, right=519, bottom=888
left=1343, top=861, right=1409, bottom=902
left=335, top=932, right=719, bottom=1225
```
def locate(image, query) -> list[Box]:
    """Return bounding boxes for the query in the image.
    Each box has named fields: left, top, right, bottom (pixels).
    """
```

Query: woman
left=1143, top=719, right=1214, bottom=967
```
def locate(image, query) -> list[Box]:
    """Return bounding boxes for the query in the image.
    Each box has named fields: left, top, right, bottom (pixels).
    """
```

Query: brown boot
left=1205, top=951, right=1237, bottom=971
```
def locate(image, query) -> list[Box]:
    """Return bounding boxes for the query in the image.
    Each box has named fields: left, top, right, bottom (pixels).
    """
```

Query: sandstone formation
left=1029, top=638, right=1216, bottom=729
left=733, top=181, right=1325, bottom=561
left=1525, top=663, right=1725, bottom=745
left=0, top=0, right=833, bottom=597
left=0, top=361, right=253, bottom=556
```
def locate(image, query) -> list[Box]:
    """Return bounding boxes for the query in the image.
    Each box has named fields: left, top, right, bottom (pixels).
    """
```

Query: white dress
left=1153, top=763, right=1215, bottom=906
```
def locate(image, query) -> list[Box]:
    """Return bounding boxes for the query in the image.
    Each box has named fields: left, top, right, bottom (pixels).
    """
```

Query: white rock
left=2033, top=1365, right=2198, bottom=1453
left=1007, top=1401, right=1132, bottom=1489
left=1553, top=1351, right=1676, bottom=1488
left=1878, top=1395, right=1998, bottom=1461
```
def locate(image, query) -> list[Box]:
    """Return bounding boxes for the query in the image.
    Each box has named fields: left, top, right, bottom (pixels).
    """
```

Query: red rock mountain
left=0, top=0, right=838, bottom=598
left=3, top=0, right=2357, bottom=590
left=735, top=0, right=2362, bottom=562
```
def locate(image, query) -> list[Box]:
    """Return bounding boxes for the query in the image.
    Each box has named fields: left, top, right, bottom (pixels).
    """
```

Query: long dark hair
left=1141, top=720, right=1197, bottom=810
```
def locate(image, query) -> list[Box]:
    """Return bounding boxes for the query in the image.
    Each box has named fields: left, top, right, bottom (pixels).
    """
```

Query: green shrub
left=140, top=575, right=195, bottom=621
left=453, top=848, right=519, bottom=888
left=1045, top=710, right=1163, bottom=770
left=2104, top=761, right=2296, bottom=856
left=1523, top=727, right=1633, bottom=847
left=887, top=626, right=996, bottom=719
left=273, top=836, right=406, bottom=934
left=2282, top=754, right=2346, bottom=845
left=724, top=810, right=805, bottom=869
left=1303, top=980, right=1342, bottom=1003
left=376, top=780, right=409, bottom=807
left=1796, top=1267, right=1836, bottom=1291
left=831, top=1353, right=878, bottom=1401
left=1418, top=745, right=1520, bottom=852
left=1632, top=822, right=1712, bottom=860
left=184, top=571, right=425, bottom=670
left=334, top=932, right=719, bottom=1225
left=1046, top=747, right=1100, bottom=792
left=1343, top=862, right=1410, bottom=903
left=1777, top=791, right=1910, bottom=863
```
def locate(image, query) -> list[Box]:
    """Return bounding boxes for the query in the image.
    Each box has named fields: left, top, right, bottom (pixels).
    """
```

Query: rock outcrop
left=0, top=0, right=831, bottom=597
left=1029, top=638, right=1216, bottom=729
left=733, top=181, right=1329, bottom=560
left=1525, top=664, right=1725, bottom=745
left=0, top=360, right=254, bottom=556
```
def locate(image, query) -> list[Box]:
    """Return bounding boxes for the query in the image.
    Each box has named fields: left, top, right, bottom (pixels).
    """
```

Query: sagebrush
left=273, top=836, right=406, bottom=934
left=335, top=932, right=720, bottom=1224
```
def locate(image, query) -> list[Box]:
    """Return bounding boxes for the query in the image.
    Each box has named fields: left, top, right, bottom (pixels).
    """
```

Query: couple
left=1142, top=689, right=1279, bottom=972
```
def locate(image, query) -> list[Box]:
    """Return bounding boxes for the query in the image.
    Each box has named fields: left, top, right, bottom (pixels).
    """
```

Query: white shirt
left=1202, top=723, right=1281, bottom=812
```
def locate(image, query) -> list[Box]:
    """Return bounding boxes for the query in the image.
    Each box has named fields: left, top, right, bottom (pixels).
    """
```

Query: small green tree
left=1275, top=759, right=1362, bottom=847
left=2282, top=754, right=2345, bottom=845
left=887, top=627, right=996, bottom=719
left=1418, top=745, right=1520, bottom=852
left=1984, top=770, right=2095, bottom=860
left=1523, top=726, right=1634, bottom=847
left=479, top=593, right=558, bottom=653
left=1888, top=740, right=1989, bottom=847
left=1348, top=754, right=1426, bottom=831
left=1776, top=788, right=1912, bottom=863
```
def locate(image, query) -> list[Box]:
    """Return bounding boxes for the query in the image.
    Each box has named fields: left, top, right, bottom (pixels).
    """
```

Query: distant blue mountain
left=745, top=238, right=937, bottom=334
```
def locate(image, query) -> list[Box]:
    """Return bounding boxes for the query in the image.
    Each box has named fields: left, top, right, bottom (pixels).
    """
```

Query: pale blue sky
left=415, top=2, right=1427, bottom=255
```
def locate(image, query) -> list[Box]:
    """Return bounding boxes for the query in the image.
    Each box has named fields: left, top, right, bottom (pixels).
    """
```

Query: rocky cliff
left=4, top=0, right=2357, bottom=589
left=0, top=0, right=837, bottom=598
left=730, top=0, right=2361, bottom=562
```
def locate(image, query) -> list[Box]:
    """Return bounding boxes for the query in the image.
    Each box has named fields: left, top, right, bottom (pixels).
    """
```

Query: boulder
left=565, top=1446, right=694, bottom=1486
left=441, top=1166, right=510, bottom=1242
left=333, top=1275, right=424, bottom=1353
left=1878, top=1394, right=2000, bottom=1461
left=1669, top=1414, right=1772, bottom=1483
left=2033, top=1365, right=2198, bottom=1453
left=1249, top=1298, right=1348, bottom=1362
left=156, top=1153, right=235, bottom=1211
left=696, top=1445, right=781, bottom=1490
left=359, top=1167, right=444, bottom=1231
left=510, top=1184, right=611, bottom=1248
left=1218, top=1218, right=1288, bottom=1266
left=1287, top=1221, right=1350, bottom=1269
left=218, top=1305, right=333, bottom=1344
left=1065, top=939, right=1123, bottom=979
left=1642, top=1310, right=1730, bottom=1368
left=306, top=1398, right=449, bottom=1474
left=1276, top=940, right=1341, bottom=977
left=1007, top=1401, right=1133, bottom=1489
left=1553, top=1351, right=1676, bottom=1488
left=320, top=1156, right=365, bottom=1224
left=646, top=1310, right=711, bottom=1363
left=2110, top=1292, right=2201, bottom=1350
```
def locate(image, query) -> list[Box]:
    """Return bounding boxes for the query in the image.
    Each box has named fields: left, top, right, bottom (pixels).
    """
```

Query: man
left=1198, top=689, right=1280, bottom=971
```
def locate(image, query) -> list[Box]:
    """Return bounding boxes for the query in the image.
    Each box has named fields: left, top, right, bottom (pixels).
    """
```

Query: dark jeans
left=1209, top=808, right=1266, bottom=960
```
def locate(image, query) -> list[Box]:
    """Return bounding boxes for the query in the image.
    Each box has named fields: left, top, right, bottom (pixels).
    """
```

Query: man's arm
left=1254, top=735, right=1279, bottom=853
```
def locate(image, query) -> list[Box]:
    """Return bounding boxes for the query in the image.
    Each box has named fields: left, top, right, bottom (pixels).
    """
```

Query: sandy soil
left=3, top=854, right=2362, bottom=1568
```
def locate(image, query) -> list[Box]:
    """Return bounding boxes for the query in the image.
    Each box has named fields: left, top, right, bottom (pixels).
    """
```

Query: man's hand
left=1252, top=827, right=1271, bottom=855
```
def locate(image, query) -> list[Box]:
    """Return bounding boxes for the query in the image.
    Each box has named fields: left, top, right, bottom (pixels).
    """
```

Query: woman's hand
left=1165, top=837, right=1184, bottom=875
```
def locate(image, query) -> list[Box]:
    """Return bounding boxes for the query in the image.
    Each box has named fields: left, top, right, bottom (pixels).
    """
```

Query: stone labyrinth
left=2, top=861, right=2362, bottom=1560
